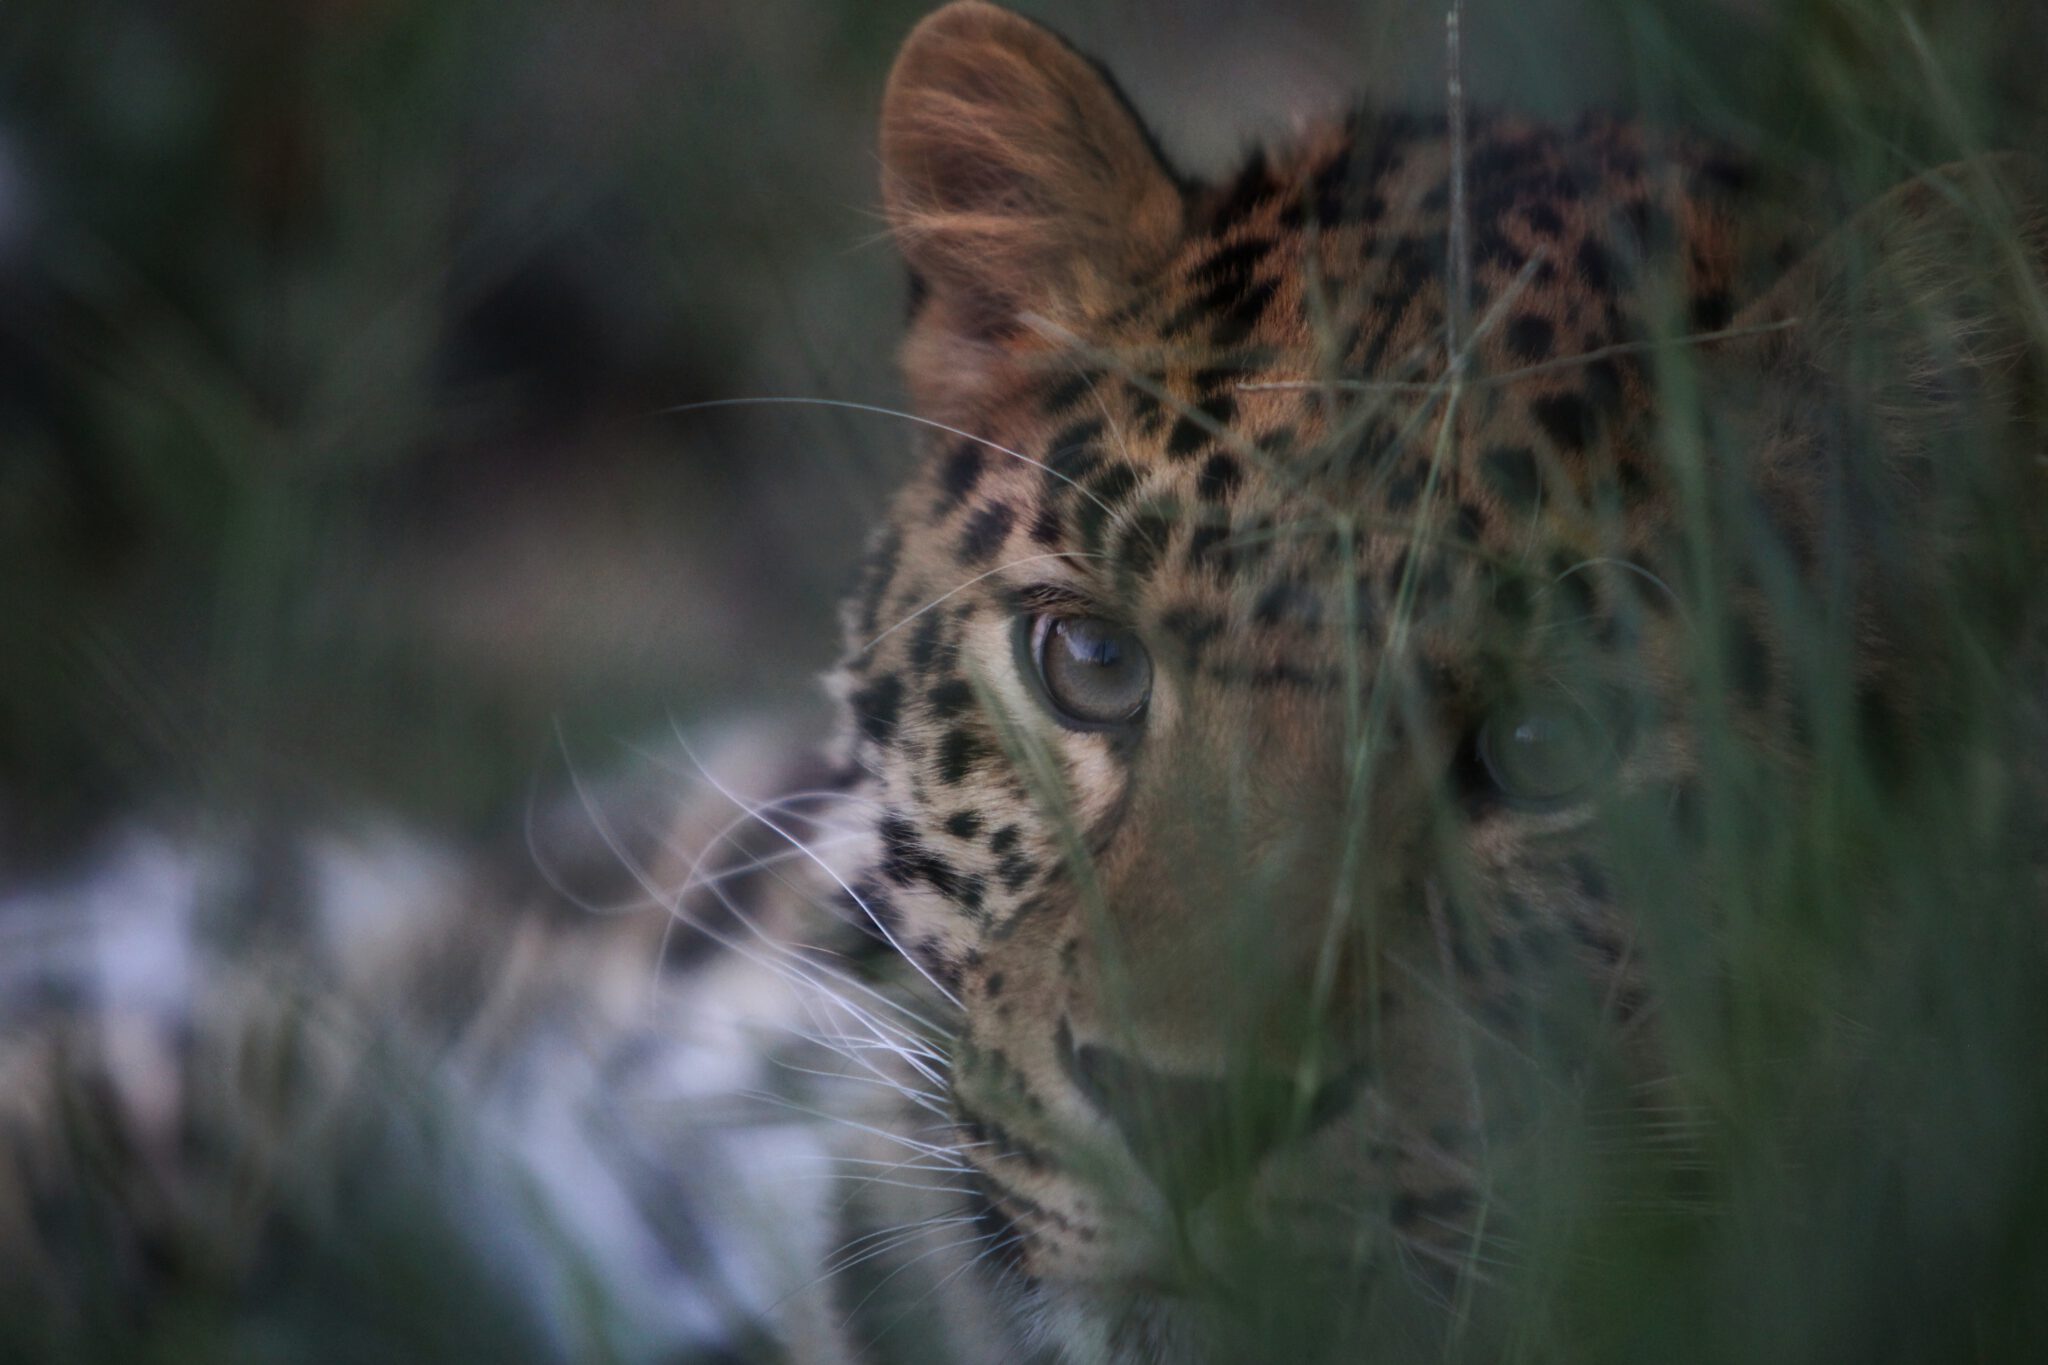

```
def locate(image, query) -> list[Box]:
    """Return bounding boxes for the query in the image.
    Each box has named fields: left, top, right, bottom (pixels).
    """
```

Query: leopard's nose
left=1067, top=1039, right=1363, bottom=1204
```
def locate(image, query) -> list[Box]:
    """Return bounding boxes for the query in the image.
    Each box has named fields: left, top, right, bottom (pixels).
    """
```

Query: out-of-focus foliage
left=4, top=0, right=2042, bottom=859
left=1, top=0, right=937, bottom=862
left=2, top=2, right=2046, bottom=1363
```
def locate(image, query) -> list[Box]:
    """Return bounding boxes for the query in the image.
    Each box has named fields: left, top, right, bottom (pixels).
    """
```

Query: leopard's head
left=827, top=3, right=2047, bottom=1354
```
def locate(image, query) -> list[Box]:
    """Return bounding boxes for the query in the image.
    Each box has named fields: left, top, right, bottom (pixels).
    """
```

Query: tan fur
left=831, top=6, right=2048, bottom=1347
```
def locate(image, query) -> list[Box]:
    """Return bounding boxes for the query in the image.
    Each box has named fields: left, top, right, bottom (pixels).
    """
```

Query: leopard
left=750, top=3, right=2048, bottom=1361
left=3, top=4, right=2044, bottom=1364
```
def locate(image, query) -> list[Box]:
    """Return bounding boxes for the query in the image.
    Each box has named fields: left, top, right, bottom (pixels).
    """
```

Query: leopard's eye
left=1476, top=687, right=1617, bottom=806
left=1029, top=615, right=1152, bottom=729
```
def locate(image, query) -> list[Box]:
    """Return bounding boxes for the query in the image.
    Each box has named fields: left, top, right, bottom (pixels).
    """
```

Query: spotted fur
left=801, top=4, right=2048, bottom=1359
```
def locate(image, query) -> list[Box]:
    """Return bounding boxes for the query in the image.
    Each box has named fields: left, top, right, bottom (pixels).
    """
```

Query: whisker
left=669, top=723, right=967, bottom=1011
left=768, top=1216, right=983, bottom=1312
left=789, top=992, right=949, bottom=1098
left=739, top=1090, right=967, bottom=1162
left=839, top=1228, right=1006, bottom=1326
left=767, top=1054, right=948, bottom=1118
left=826, top=1213, right=980, bottom=1267
left=802, top=1154, right=974, bottom=1175
left=540, top=728, right=959, bottom=1109
left=863, top=1230, right=1024, bottom=1350
left=822, top=1172, right=977, bottom=1200
left=1237, top=318, right=1801, bottom=394
left=669, top=820, right=943, bottom=1047
left=654, top=395, right=1120, bottom=520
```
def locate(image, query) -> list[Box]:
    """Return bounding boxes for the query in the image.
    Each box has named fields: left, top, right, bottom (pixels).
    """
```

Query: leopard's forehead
left=862, top=112, right=1771, bottom=693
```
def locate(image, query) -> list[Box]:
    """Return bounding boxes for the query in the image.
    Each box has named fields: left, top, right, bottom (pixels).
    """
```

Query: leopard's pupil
left=1479, top=693, right=1610, bottom=803
left=1069, top=623, right=1121, bottom=667
left=1037, top=617, right=1152, bottom=726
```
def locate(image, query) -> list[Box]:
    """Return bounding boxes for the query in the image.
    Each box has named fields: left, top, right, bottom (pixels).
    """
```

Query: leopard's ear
left=1689, top=156, right=2048, bottom=709
left=881, top=2, right=1183, bottom=406
left=1729, top=156, right=2048, bottom=435
left=1711, top=157, right=2048, bottom=553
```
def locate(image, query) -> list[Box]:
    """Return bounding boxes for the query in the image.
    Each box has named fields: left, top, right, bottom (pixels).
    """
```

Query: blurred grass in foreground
left=2, top=1, right=2046, bottom=1362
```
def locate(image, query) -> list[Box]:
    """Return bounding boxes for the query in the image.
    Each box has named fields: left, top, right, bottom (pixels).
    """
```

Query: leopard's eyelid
left=1014, top=583, right=1107, bottom=617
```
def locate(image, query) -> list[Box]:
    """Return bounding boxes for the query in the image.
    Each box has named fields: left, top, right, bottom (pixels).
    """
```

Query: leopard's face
left=825, top=2, right=2041, bottom=1351
left=842, top=353, right=1686, bottom=1309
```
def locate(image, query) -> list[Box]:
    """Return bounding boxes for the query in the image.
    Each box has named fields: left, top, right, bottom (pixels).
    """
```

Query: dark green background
left=4, top=0, right=2042, bottom=867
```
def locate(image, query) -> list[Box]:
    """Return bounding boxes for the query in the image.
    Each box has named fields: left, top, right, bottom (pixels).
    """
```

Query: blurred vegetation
left=4, top=0, right=2042, bottom=863
left=2, top=1, right=2046, bottom=1363
left=0, top=0, right=946, bottom=865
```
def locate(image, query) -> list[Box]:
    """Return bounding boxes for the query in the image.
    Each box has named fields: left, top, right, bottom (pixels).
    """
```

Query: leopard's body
left=4, top=4, right=2044, bottom=1364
